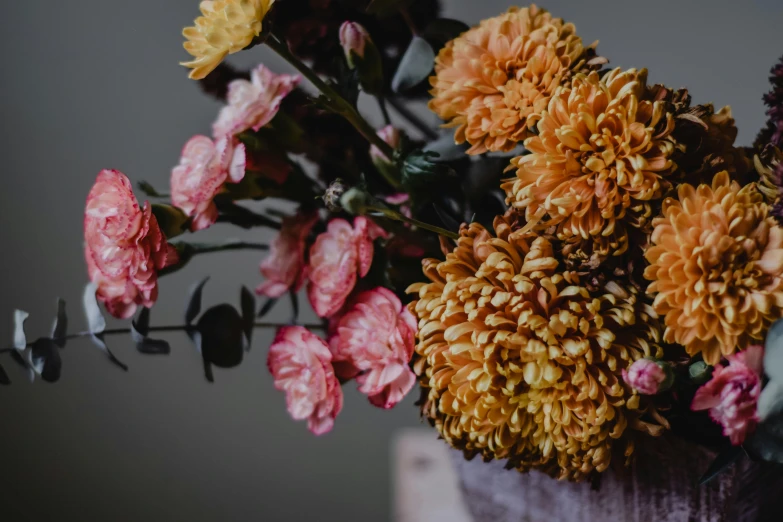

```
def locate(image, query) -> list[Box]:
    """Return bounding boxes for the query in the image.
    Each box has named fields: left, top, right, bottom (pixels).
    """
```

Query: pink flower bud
left=339, top=21, right=370, bottom=66
left=692, top=345, right=764, bottom=445
left=622, top=358, right=673, bottom=395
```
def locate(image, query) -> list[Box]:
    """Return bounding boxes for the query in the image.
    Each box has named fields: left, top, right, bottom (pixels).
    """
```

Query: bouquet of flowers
left=5, top=0, right=783, bottom=497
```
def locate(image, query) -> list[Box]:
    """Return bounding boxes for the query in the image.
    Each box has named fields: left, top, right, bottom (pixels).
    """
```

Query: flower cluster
left=40, top=1, right=781, bottom=488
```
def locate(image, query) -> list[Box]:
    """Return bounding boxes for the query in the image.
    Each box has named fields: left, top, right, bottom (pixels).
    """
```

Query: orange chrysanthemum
left=503, top=68, right=679, bottom=257
left=428, top=5, right=599, bottom=155
left=407, top=218, right=664, bottom=481
left=644, top=171, right=783, bottom=365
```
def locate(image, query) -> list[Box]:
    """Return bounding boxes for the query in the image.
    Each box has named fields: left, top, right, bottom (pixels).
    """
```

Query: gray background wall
left=1, top=1, right=782, bottom=521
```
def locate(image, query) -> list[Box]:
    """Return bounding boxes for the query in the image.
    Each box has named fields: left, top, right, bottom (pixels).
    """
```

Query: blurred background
left=1, top=0, right=782, bottom=520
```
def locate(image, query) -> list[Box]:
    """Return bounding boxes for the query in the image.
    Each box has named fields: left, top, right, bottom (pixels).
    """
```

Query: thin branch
left=0, top=321, right=327, bottom=353
left=367, top=205, right=459, bottom=239
left=376, top=96, right=391, bottom=126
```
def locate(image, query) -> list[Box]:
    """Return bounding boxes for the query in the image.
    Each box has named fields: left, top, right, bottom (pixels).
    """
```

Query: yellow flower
left=644, top=171, right=783, bottom=365
left=407, top=217, right=664, bottom=481
left=181, top=0, right=275, bottom=80
left=428, top=5, right=599, bottom=155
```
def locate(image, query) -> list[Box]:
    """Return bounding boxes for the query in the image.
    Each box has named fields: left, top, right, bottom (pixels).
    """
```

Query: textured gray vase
left=450, top=435, right=783, bottom=522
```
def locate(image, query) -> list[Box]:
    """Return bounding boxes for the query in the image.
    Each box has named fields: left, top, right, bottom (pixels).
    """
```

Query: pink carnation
left=84, top=170, right=179, bottom=319
left=170, top=135, right=246, bottom=231
left=329, top=288, right=417, bottom=409
left=692, top=345, right=764, bottom=445
left=307, top=217, right=388, bottom=318
left=267, top=326, right=343, bottom=435
left=256, top=210, right=319, bottom=298
left=212, top=64, right=300, bottom=138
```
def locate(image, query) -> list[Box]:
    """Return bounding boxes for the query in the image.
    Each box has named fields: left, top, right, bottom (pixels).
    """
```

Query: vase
left=450, top=435, right=783, bottom=522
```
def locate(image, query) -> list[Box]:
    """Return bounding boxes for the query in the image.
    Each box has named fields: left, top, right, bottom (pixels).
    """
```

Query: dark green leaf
left=151, top=204, right=189, bottom=239
left=83, top=283, right=106, bottom=334
left=744, top=414, right=783, bottom=463
left=432, top=203, right=461, bottom=232
left=422, top=18, right=470, bottom=49
left=30, top=338, right=62, bottom=383
left=257, top=297, right=277, bottom=318
left=0, top=362, right=9, bottom=385
left=137, top=180, right=167, bottom=198
left=196, top=305, right=245, bottom=381
left=289, top=291, right=299, bottom=324
left=366, top=0, right=413, bottom=16
left=50, top=298, right=68, bottom=348
left=392, top=36, right=435, bottom=93
left=13, top=309, right=29, bottom=351
left=765, top=318, right=783, bottom=380
left=131, top=308, right=170, bottom=355
left=698, top=446, right=743, bottom=485
left=185, top=277, right=210, bottom=325
left=401, top=149, right=457, bottom=193
left=758, top=380, right=783, bottom=421
left=241, top=286, right=256, bottom=349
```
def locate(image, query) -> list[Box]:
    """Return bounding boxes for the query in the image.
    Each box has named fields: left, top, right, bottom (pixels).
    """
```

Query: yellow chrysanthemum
left=428, top=5, right=599, bottom=155
left=502, top=68, right=679, bottom=258
left=644, top=171, right=783, bottom=365
left=181, top=0, right=275, bottom=80
left=407, top=217, right=664, bottom=481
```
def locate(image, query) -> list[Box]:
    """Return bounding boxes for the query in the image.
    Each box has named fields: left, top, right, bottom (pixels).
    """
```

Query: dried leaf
left=699, top=446, right=743, bottom=485
left=0, top=362, right=9, bottom=385
left=30, top=338, right=62, bottom=383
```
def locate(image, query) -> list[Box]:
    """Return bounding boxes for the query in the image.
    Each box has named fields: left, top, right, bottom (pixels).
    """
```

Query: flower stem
left=265, top=35, right=402, bottom=189
left=184, top=240, right=269, bottom=255
left=376, top=96, right=391, bottom=125
left=366, top=204, right=459, bottom=239
left=0, top=322, right=327, bottom=352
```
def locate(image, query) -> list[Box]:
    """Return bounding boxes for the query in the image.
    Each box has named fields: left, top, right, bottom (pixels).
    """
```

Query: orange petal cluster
left=407, top=218, right=663, bottom=481
left=503, top=68, right=679, bottom=257
left=644, top=171, right=783, bottom=364
left=428, top=5, right=597, bottom=155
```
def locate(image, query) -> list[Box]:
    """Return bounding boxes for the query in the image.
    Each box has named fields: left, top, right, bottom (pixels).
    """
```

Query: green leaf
left=50, top=298, right=67, bottom=348
left=196, top=304, right=245, bottom=382
left=744, top=415, right=783, bottom=464
left=354, top=44, right=384, bottom=96
left=137, top=181, right=167, bottom=198
left=82, top=283, right=128, bottom=372
left=185, top=277, right=210, bottom=325
left=289, top=291, right=299, bottom=324
left=422, top=18, right=470, bottom=49
left=257, top=297, right=278, bottom=318
left=758, top=380, right=783, bottom=421
left=13, top=309, right=29, bottom=351
left=401, top=149, right=457, bottom=193
left=30, top=338, right=62, bottom=383
left=240, top=286, right=256, bottom=349
left=765, top=318, right=783, bottom=380
left=698, top=445, right=744, bottom=485
left=392, top=36, right=435, bottom=93
left=366, top=0, right=413, bottom=17
left=151, top=204, right=189, bottom=239
left=131, top=308, right=170, bottom=355
left=83, top=283, right=106, bottom=335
